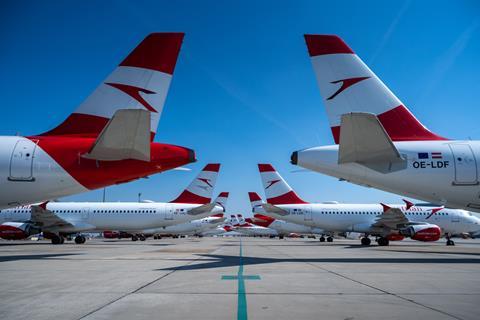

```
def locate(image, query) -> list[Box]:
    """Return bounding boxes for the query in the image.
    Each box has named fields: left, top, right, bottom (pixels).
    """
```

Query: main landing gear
left=319, top=236, right=334, bottom=242
left=51, top=235, right=65, bottom=245
left=74, top=235, right=86, bottom=244
left=446, top=234, right=455, bottom=246
left=361, top=237, right=371, bottom=246
left=376, top=237, right=389, bottom=246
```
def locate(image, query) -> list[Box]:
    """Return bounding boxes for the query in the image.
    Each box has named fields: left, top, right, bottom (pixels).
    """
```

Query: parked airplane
left=291, top=34, right=480, bottom=213
left=257, top=164, right=480, bottom=245
left=0, top=33, right=195, bottom=210
left=248, top=192, right=325, bottom=240
left=0, top=164, right=222, bottom=244
left=232, top=214, right=278, bottom=237
left=140, top=193, right=229, bottom=237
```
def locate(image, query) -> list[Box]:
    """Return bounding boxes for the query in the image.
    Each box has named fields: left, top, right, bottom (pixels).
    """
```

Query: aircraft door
left=165, top=205, right=174, bottom=220
left=82, top=208, right=89, bottom=220
left=449, top=144, right=478, bottom=185
left=303, top=207, right=313, bottom=221
left=9, top=139, right=37, bottom=181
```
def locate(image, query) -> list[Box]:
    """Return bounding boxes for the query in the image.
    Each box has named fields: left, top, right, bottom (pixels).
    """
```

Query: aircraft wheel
left=139, top=235, right=146, bottom=241
left=51, top=235, right=62, bottom=245
left=377, top=237, right=389, bottom=246
left=279, top=235, right=284, bottom=240
left=60, top=236, right=65, bottom=244
left=319, top=236, right=325, bottom=242
left=74, top=236, right=86, bottom=244
left=327, top=236, right=333, bottom=242
left=446, top=239, right=455, bottom=246
left=361, top=237, right=371, bottom=246
left=131, top=236, right=138, bottom=241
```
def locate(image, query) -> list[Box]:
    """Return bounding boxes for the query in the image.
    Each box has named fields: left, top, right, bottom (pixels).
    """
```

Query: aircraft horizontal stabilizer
left=338, top=113, right=407, bottom=173
left=187, top=203, right=216, bottom=216
left=30, top=204, right=73, bottom=229
left=261, top=203, right=289, bottom=216
left=83, top=109, right=151, bottom=161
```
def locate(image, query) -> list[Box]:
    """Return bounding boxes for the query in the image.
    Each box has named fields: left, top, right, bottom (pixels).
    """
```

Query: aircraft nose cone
left=291, top=151, right=298, bottom=165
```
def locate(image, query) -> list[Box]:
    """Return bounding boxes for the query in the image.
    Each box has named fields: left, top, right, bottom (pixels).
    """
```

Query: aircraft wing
left=187, top=203, right=216, bottom=216
left=371, top=205, right=409, bottom=229
left=30, top=204, right=74, bottom=229
left=83, top=109, right=151, bottom=161
left=261, top=203, right=289, bottom=216
left=338, top=113, right=407, bottom=173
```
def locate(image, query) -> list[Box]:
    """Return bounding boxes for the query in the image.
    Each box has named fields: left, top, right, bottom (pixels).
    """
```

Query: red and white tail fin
left=258, top=164, right=308, bottom=205
left=248, top=192, right=264, bottom=211
left=251, top=213, right=274, bottom=227
left=170, top=163, right=220, bottom=204
left=304, top=34, right=446, bottom=143
left=214, top=192, right=229, bottom=211
left=41, top=33, right=184, bottom=139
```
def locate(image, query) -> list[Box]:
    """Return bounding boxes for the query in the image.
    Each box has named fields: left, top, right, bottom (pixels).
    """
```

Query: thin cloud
left=369, top=0, right=412, bottom=65
left=420, top=19, right=479, bottom=101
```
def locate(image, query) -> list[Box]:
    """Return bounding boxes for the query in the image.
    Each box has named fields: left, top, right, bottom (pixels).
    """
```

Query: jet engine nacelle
left=400, top=224, right=441, bottom=242
left=0, top=222, right=39, bottom=240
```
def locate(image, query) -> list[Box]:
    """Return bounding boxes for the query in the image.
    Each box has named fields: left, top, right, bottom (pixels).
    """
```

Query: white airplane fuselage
left=235, top=225, right=278, bottom=236
left=0, top=136, right=193, bottom=210
left=0, top=202, right=223, bottom=234
left=266, top=219, right=324, bottom=235
left=261, top=203, right=480, bottom=236
left=0, top=137, right=87, bottom=209
left=294, top=140, right=480, bottom=213
left=142, top=217, right=225, bottom=235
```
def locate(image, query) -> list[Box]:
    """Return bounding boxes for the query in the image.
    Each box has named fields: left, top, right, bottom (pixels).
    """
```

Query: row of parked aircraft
left=1, top=33, right=479, bottom=246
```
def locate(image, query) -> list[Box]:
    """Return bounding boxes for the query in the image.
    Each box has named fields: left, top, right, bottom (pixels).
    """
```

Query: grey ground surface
left=0, top=237, right=479, bottom=320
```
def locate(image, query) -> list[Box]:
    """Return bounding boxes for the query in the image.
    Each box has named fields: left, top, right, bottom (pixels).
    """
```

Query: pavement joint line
left=260, top=243, right=466, bottom=320
left=75, top=244, right=224, bottom=320
left=221, top=239, right=260, bottom=320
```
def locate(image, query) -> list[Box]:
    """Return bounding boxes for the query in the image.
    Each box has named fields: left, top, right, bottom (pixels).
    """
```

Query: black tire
left=361, top=237, right=371, bottom=246
left=378, top=237, right=389, bottom=246
left=319, top=236, right=326, bottom=242
left=51, top=236, right=62, bottom=245
left=327, top=237, right=333, bottom=242
left=446, top=239, right=455, bottom=246
left=131, top=236, right=138, bottom=241
left=74, top=236, right=83, bottom=244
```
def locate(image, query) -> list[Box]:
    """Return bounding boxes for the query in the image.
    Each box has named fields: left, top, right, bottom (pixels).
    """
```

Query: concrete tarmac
left=0, top=237, right=479, bottom=320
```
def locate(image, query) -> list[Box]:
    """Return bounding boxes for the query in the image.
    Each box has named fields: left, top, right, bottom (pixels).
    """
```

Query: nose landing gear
left=445, top=234, right=455, bottom=246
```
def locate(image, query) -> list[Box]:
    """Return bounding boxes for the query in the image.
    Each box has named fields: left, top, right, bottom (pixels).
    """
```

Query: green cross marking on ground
left=221, top=239, right=260, bottom=320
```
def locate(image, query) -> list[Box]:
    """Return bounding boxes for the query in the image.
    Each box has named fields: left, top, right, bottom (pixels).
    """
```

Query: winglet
left=402, top=199, right=414, bottom=210
left=380, top=203, right=391, bottom=213
left=39, top=201, right=49, bottom=210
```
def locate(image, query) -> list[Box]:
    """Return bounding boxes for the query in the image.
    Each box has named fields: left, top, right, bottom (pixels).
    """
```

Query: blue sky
left=1, top=0, right=479, bottom=215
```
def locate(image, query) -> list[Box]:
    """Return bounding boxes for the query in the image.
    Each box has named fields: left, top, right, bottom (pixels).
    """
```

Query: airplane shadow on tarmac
left=0, top=253, right=79, bottom=263
left=158, top=254, right=480, bottom=271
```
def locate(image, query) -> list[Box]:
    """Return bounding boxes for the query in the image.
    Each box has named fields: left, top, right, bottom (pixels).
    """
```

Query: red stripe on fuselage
left=28, top=136, right=193, bottom=190
left=331, top=105, right=447, bottom=144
